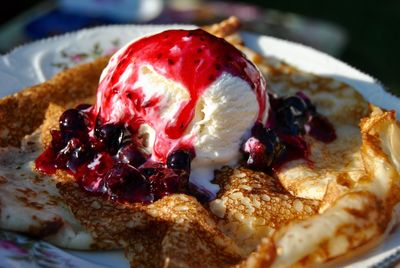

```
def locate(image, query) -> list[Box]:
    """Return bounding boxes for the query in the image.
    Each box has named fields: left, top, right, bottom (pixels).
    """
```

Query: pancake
left=242, top=107, right=400, bottom=267
left=0, top=58, right=109, bottom=249
left=0, top=129, right=93, bottom=249
left=0, top=56, right=109, bottom=147
left=0, top=17, right=399, bottom=268
left=263, top=57, right=369, bottom=203
left=237, top=44, right=369, bottom=202
left=210, top=167, right=320, bottom=255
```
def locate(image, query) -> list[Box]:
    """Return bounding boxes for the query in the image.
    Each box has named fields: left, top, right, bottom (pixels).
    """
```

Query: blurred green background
left=255, top=0, right=400, bottom=95
left=1, top=0, right=399, bottom=95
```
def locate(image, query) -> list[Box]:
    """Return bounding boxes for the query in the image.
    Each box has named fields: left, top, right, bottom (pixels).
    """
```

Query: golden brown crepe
left=1, top=17, right=400, bottom=268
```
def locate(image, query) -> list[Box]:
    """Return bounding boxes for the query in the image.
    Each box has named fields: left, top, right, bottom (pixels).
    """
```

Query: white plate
left=0, top=24, right=399, bottom=268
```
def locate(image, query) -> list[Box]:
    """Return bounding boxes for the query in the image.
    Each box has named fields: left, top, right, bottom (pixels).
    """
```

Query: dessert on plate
left=0, top=17, right=400, bottom=267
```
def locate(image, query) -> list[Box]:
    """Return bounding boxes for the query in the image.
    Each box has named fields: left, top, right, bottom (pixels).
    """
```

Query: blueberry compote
left=35, top=90, right=335, bottom=205
left=35, top=104, right=194, bottom=204
left=242, top=92, right=336, bottom=171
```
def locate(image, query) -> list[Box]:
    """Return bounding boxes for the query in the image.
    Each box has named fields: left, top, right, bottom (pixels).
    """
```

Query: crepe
left=0, top=129, right=93, bottom=249
left=235, top=40, right=369, bottom=203
left=0, top=58, right=108, bottom=249
left=242, top=106, right=400, bottom=267
left=0, top=17, right=399, bottom=267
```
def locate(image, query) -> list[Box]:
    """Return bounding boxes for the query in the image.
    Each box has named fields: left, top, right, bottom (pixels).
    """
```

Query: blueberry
left=251, top=123, right=265, bottom=140
left=139, top=163, right=164, bottom=178
left=264, top=128, right=279, bottom=143
left=276, top=107, right=304, bottom=135
left=116, top=143, right=147, bottom=167
left=276, top=107, right=295, bottom=123
left=243, top=127, right=285, bottom=169
left=283, top=96, right=308, bottom=115
left=252, top=124, right=279, bottom=156
left=296, top=92, right=316, bottom=114
left=78, top=152, right=114, bottom=193
left=59, top=109, right=86, bottom=133
left=54, top=138, right=90, bottom=172
left=120, top=127, right=133, bottom=145
left=269, top=92, right=321, bottom=137
left=282, top=121, right=302, bottom=136
left=50, top=130, right=67, bottom=151
left=67, top=146, right=91, bottom=172
left=89, top=138, right=105, bottom=152
left=166, top=150, right=192, bottom=171
left=148, top=168, right=189, bottom=199
left=104, top=163, right=152, bottom=203
left=140, top=167, right=157, bottom=178
left=284, top=96, right=312, bottom=128
left=252, top=124, right=279, bottom=148
left=95, top=123, right=125, bottom=155
left=243, top=137, right=271, bottom=169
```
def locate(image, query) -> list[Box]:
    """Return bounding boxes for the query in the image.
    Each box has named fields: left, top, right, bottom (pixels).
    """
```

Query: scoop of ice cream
left=93, top=29, right=268, bottom=197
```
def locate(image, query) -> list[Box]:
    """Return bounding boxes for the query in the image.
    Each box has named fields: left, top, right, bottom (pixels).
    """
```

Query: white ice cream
left=135, top=66, right=260, bottom=196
